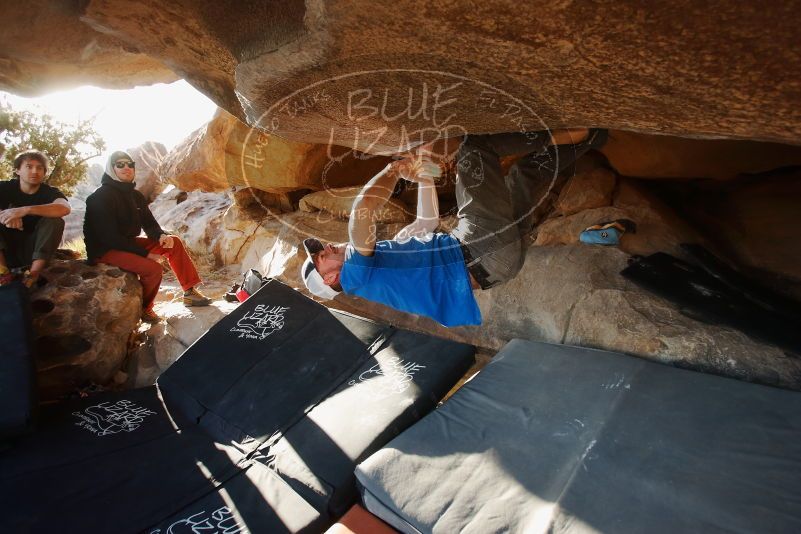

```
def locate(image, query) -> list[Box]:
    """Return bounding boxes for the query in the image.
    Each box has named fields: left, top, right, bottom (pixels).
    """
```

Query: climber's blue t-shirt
left=340, top=233, right=481, bottom=327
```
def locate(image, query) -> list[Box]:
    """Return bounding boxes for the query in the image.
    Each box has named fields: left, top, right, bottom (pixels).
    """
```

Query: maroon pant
left=98, top=237, right=201, bottom=311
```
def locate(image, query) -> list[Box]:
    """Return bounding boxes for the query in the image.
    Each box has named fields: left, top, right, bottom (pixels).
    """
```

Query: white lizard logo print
left=72, top=399, right=157, bottom=436
left=149, top=506, right=247, bottom=534
left=348, top=356, right=426, bottom=400
left=230, top=305, right=289, bottom=340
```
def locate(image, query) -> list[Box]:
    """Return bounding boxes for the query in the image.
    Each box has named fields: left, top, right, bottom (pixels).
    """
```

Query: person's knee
left=141, top=260, right=163, bottom=281
left=37, top=217, right=65, bottom=231
left=35, top=217, right=65, bottom=243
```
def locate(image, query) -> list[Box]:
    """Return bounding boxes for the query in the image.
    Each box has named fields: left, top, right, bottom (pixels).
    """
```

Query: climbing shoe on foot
left=141, top=308, right=162, bottom=323
left=0, top=266, right=14, bottom=286
left=183, top=287, right=212, bottom=307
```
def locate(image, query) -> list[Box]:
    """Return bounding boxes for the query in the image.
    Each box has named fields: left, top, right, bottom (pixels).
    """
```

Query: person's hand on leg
left=158, top=234, right=174, bottom=249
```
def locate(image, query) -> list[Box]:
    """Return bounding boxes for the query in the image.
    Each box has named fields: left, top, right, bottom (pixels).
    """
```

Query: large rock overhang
left=2, top=1, right=800, bottom=152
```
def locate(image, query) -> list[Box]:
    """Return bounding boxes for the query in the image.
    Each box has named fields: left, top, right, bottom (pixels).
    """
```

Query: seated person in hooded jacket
left=0, top=149, right=70, bottom=288
left=83, top=151, right=211, bottom=322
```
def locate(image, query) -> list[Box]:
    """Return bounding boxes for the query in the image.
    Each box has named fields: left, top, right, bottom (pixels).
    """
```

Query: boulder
left=31, top=260, right=142, bottom=400
left=535, top=175, right=706, bottom=258
left=677, top=170, right=801, bottom=285
left=0, top=0, right=176, bottom=96
left=72, top=1, right=801, bottom=148
left=126, top=301, right=238, bottom=388
left=128, top=140, right=168, bottom=202
left=299, top=187, right=413, bottom=223
left=148, top=188, right=232, bottom=266
left=156, top=109, right=238, bottom=192
left=151, top=187, right=408, bottom=274
left=158, top=108, right=391, bottom=193
left=149, top=186, right=408, bottom=273
left=149, top=188, right=280, bottom=268
left=478, top=246, right=801, bottom=389
left=601, top=130, right=801, bottom=180
left=4, top=3, right=800, bottom=147
left=611, top=177, right=707, bottom=257
left=554, top=165, right=616, bottom=215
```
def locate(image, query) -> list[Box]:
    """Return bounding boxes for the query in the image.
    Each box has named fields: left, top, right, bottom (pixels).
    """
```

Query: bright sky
left=0, top=80, right=217, bottom=165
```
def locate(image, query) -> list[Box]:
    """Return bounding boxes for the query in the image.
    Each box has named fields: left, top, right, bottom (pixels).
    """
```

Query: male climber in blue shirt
left=301, top=128, right=607, bottom=327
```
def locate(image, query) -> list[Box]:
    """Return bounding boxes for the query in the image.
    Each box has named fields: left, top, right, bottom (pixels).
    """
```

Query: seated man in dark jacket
left=0, top=149, right=70, bottom=288
left=84, top=151, right=210, bottom=322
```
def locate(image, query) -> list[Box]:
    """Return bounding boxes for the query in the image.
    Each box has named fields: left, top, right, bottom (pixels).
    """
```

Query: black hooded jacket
left=83, top=174, right=165, bottom=261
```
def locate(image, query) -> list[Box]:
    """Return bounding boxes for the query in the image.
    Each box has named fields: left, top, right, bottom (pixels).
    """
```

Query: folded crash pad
left=356, top=339, right=801, bottom=534
left=0, top=386, right=187, bottom=480
left=147, top=461, right=326, bottom=534
left=0, top=387, right=243, bottom=533
left=265, top=327, right=475, bottom=518
left=157, top=280, right=394, bottom=451
left=0, top=282, right=37, bottom=439
left=1, top=280, right=474, bottom=533
left=160, top=279, right=474, bottom=518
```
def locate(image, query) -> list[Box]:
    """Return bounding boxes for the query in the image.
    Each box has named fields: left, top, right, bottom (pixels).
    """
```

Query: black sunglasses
left=114, top=161, right=135, bottom=169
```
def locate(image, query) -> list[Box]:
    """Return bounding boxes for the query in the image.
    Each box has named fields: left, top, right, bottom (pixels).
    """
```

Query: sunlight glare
left=1, top=80, right=217, bottom=163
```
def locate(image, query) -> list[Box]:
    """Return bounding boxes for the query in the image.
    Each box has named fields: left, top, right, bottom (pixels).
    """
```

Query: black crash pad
left=0, top=387, right=243, bottom=533
left=147, top=461, right=326, bottom=534
left=264, top=326, right=475, bottom=518
left=0, top=282, right=37, bottom=439
left=356, top=339, right=801, bottom=534
left=0, top=386, right=188, bottom=479
left=621, top=250, right=801, bottom=354
left=1, top=280, right=474, bottom=533
left=157, top=280, right=394, bottom=451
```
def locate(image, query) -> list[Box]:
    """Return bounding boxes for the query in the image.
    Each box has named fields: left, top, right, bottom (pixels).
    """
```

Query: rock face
left=127, top=300, right=238, bottom=388
left=472, top=246, right=801, bottom=390
left=148, top=188, right=232, bottom=266
left=677, top=169, right=801, bottom=287
left=535, top=159, right=706, bottom=259
left=0, top=0, right=176, bottom=95
left=31, top=260, right=142, bottom=400
left=3, top=3, right=801, bottom=148
left=86, top=2, right=801, bottom=148
left=554, top=165, right=616, bottom=216
left=158, top=108, right=391, bottom=193
left=127, top=140, right=167, bottom=202
left=299, top=187, right=412, bottom=223
left=601, top=130, right=801, bottom=180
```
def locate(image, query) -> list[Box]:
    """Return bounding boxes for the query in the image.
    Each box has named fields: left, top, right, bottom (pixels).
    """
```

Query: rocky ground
left=124, top=260, right=241, bottom=389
